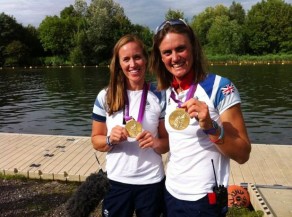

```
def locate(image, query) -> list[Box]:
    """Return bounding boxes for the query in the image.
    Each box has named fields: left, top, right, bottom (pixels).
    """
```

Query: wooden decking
left=0, top=132, right=291, bottom=216
left=0, top=132, right=291, bottom=185
left=0, top=133, right=102, bottom=182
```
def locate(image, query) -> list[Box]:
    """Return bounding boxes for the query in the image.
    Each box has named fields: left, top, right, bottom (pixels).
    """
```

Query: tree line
left=0, top=0, right=291, bottom=67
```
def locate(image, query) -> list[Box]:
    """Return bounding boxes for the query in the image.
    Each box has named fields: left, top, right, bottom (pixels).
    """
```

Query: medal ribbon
left=170, top=84, right=197, bottom=107
left=124, top=82, right=148, bottom=123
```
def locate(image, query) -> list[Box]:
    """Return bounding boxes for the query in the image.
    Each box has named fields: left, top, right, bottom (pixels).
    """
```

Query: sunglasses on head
left=155, top=18, right=188, bottom=35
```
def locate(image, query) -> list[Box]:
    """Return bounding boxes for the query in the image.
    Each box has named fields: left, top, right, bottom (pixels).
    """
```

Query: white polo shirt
left=165, top=73, right=241, bottom=201
left=92, top=83, right=166, bottom=185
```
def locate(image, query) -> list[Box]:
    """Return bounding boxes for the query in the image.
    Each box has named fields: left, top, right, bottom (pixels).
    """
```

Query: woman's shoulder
left=200, top=73, right=233, bottom=88
left=148, top=82, right=164, bottom=93
left=148, top=82, right=167, bottom=102
left=95, top=87, right=108, bottom=103
left=97, top=87, right=108, bottom=96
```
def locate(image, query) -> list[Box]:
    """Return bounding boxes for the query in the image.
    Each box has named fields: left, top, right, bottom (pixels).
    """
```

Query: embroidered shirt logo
left=145, top=100, right=150, bottom=110
left=221, top=84, right=235, bottom=96
left=103, top=209, right=109, bottom=217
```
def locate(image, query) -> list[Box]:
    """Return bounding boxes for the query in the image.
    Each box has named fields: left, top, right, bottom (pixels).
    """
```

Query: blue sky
left=1, top=0, right=291, bottom=30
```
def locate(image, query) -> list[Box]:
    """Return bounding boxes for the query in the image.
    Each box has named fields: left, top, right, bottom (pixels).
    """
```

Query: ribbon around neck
left=124, top=82, right=148, bottom=123
left=170, top=83, right=197, bottom=107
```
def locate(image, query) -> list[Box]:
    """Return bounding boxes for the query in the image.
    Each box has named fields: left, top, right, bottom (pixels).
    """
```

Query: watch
left=203, top=120, right=219, bottom=135
left=106, top=136, right=114, bottom=147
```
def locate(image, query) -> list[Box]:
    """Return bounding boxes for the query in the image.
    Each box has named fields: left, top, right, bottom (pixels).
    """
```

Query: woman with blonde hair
left=92, top=34, right=168, bottom=217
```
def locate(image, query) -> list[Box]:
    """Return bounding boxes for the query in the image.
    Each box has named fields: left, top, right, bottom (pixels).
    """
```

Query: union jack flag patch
left=221, top=84, right=235, bottom=95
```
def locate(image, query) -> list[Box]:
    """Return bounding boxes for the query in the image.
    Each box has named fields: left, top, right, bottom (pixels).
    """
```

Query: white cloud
left=1, top=0, right=291, bottom=29
left=114, top=0, right=264, bottom=30
left=0, top=0, right=76, bottom=27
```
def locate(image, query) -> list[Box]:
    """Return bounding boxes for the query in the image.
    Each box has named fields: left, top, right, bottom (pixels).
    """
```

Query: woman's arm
left=214, top=104, right=251, bottom=164
left=91, top=120, right=111, bottom=152
left=91, top=120, right=128, bottom=152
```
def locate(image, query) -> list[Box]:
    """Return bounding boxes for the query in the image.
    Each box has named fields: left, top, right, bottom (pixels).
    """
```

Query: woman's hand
left=181, top=98, right=213, bottom=130
left=136, top=120, right=169, bottom=154
left=109, top=125, right=128, bottom=145
left=136, top=130, right=156, bottom=149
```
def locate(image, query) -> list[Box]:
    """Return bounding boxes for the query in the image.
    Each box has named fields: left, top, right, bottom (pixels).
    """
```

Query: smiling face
left=119, top=41, right=147, bottom=90
left=159, top=32, right=193, bottom=81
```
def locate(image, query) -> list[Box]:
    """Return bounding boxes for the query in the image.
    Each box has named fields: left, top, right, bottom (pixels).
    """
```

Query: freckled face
left=119, top=41, right=147, bottom=90
left=159, top=32, right=193, bottom=80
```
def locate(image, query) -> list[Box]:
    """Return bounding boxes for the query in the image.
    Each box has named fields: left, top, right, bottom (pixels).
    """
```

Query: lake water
left=0, top=64, right=291, bottom=145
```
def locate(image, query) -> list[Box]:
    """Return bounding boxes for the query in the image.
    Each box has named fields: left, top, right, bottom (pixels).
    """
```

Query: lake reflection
left=0, top=64, right=291, bottom=145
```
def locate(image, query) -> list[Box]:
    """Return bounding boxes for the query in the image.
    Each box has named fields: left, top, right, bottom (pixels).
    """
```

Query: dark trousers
left=164, top=187, right=224, bottom=217
left=102, top=178, right=165, bottom=217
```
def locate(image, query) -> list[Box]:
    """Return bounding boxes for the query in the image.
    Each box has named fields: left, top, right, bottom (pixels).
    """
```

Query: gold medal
left=125, top=119, right=143, bottom=138
left=169, top=108, right=190, bottom=130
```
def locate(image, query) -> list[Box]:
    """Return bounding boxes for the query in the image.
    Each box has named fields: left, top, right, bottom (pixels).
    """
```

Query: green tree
left=0, top=13, right=42, bottom=66
left=191, top=5, right=229, bottom=45
left=207, top=15, right=244, bottom=55
left=38, top=16, right=74, bottom=56
left=245, top=0, right=292, bottom=54
left=0, top=13, right=24, bottom=66
left=131, top=24, right=153, bottom=51
left=59, top=4, right=90, bottom=65
left=23, top=25, right=44, bottom=60
left=65, top=1, right=91, bottom=65
left=86, top=0, right=133, bottom=64
left=38, top=5, right=81, bottom=61
left=229, top=1, right=245, bottom=24
left=3, top=40, right=29, bottom=66
left=74, top=0, right=88, bottom=16
left=165, top=9, right=185, bottom=20
left=69, top=29, right=91, bottom=65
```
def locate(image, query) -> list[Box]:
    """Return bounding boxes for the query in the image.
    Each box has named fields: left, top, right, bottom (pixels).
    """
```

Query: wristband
left=106, top=136, right=114, bottom=147
left=203, top=120, right=219, bottom=135
left=210, top=126, right=224, bottom=143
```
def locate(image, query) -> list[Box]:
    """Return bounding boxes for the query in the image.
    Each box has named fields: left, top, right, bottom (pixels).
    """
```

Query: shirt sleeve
left=92, top=88, right=107, bottom=122
left=215, top=77, right=241, bottom=114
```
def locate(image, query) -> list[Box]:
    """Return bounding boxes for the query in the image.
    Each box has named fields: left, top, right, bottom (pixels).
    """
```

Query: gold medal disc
left=169, top=108, right=190, bottom=130
left=125, top=119, right=143, bottom=138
